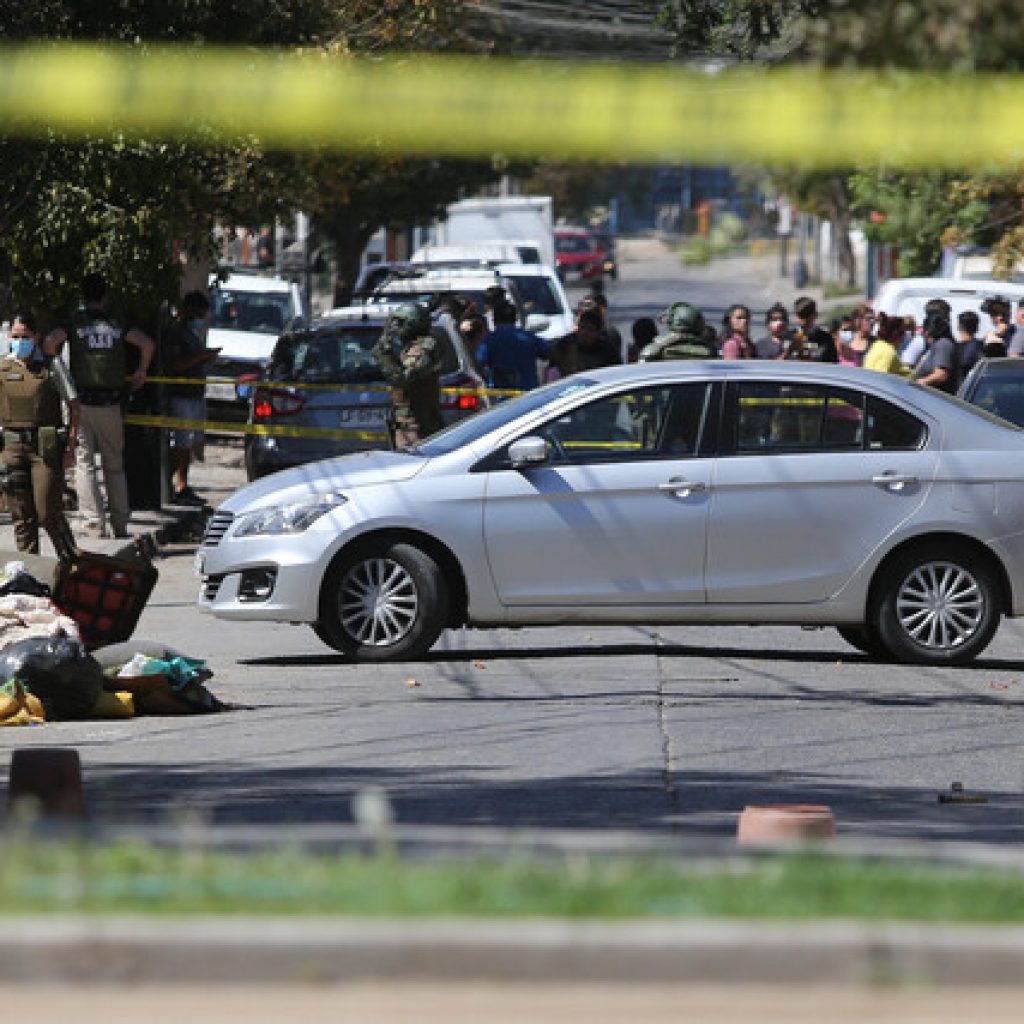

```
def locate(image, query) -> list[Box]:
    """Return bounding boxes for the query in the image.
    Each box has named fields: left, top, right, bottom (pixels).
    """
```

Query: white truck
left=205, top=271, right=303, bottom=414
left=428, top=196, right=555, bottom=269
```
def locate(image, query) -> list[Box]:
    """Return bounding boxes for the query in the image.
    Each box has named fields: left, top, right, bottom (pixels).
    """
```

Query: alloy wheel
left=895, top=560, right=985, bottom=651
left=338, top=556, right=419, bottom=647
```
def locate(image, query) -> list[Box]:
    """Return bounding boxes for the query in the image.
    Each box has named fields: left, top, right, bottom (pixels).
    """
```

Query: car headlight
left=233, top=493, right=348, bottom=537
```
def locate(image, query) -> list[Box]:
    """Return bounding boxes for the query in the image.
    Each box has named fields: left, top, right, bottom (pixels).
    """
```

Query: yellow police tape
left=123, top=412, right=389, bottom=442
left=148, top=375, right=521, bottom=397
left=127, top=376, right=521, bottom=440
left=0, top=43, right=1020, bottom=167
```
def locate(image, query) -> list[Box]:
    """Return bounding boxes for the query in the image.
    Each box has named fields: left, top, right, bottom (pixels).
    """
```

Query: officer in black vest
left=1, top=311, right=79, bottom=559
left=44, top=272, right=155, bottom=539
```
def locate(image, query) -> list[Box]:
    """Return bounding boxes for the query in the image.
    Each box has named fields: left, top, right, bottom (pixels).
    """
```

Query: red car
left=555, top=228, right=607, bottom=283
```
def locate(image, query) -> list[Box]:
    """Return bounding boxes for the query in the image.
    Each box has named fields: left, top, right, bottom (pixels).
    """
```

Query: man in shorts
left=162, top=291, right=219, bottom=505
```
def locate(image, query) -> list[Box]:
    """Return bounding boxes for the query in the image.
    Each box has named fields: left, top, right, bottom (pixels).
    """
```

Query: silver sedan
left=196, top=362, right=1024, bottom=666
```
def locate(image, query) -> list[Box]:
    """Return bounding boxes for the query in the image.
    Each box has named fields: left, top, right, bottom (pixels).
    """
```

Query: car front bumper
left=195, top=526, right=341, bottom=623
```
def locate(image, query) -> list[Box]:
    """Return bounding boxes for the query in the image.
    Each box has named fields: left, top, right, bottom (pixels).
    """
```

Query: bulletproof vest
left=642, top=331, right=715, bottom=362
left=69, top=310, right=126, bottom=390
left=0, top=356, right=62, bottom=429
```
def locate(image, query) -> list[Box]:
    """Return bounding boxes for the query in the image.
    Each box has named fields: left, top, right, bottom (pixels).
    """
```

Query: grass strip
left=2, top=840, right=1024, bottom=921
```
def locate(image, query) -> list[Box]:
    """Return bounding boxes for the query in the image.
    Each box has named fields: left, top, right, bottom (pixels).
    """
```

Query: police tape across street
left=0, top=43, right=1020, bottom=169
left=124, top=375, right=523, bottom=443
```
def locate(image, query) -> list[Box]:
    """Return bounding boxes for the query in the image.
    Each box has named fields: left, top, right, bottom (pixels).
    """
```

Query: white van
left=365, top=263, right=574, bottom=341
left=410, top=240, right=544, bottom=266
left=206, top=272, right=303, bottom=411
left=873, top=277, right=1024, bottom=335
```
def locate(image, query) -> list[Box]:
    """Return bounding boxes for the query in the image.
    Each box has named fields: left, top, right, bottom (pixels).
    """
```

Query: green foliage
left=7, top=841, right=1024, bottom=922
left=0, top=0, right=501, bottom=320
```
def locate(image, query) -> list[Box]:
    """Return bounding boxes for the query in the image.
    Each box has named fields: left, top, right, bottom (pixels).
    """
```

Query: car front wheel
left=874, top=546, right=1000, bottom=665
left=314, top=542, right=449, bottom=662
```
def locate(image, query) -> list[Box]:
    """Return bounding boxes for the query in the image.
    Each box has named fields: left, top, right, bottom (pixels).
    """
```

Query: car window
left=864, top=395, right=928, bottom=449
left=211, top=290, right=295, bottom=333
left=506, top=275, right=562, bottom=316
left=735, top=382, right=865, bottom=452
left=537, top=384, right=709, bottom=463
left=420, top=377, right=599, bottom=457
left=268, top=329, right=384, bottom=385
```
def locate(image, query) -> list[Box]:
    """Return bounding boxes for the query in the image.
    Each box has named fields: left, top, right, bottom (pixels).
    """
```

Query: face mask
left=770, top=320, right=786, bottom=334
left=839, top=330, right=854, bottom=343
left=12, top=338, right=35, bottom=361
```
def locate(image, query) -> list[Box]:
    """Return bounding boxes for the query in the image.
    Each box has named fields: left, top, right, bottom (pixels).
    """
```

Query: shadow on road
left=240, top=640, right=1024, bottom=675
left=55, top=762, right=1024, bottom=846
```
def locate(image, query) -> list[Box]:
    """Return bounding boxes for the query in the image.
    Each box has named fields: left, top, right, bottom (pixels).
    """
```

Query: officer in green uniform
left=372, top=303, right=443, bottom=448
left=640, top=302, right=718, bottom=361
left=0, top=311, right=80, bottom=559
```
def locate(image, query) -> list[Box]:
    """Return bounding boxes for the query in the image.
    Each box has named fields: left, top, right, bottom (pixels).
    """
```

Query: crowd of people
left=456, top=286, right=1024, bottom=401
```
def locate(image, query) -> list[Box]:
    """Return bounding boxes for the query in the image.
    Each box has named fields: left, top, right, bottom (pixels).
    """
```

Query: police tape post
left=0, top=43, right=1017, bottom=168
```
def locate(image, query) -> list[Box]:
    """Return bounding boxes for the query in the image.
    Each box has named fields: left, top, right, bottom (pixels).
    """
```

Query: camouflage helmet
left=660, top=301, right=705, bottom=337
left=390, top=302, right=431, bottom=335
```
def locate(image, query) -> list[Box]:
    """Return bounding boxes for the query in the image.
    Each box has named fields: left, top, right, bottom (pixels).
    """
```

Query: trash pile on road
left=0, top=546, right=225, bottom=726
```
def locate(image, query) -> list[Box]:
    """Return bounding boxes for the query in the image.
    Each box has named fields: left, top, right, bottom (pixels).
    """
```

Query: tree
left=0, top=0, right=503, bottom=321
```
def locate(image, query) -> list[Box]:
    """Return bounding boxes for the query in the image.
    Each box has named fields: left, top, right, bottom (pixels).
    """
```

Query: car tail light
left=442, top=374, right=483, bottom=412
left=253, top=387, right=306, bottom=419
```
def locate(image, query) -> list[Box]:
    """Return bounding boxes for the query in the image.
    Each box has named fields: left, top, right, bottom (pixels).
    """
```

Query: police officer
left=44, top=272, right=155, bottom=539
left=372, top=303, right=443, bottom=448
left=640, top=302, right=717, bottom=361
left=0, top=311, right=79, bottom=559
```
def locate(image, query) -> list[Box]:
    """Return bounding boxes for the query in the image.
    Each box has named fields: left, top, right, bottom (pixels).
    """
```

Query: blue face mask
left=12, top=338, right=36, bottom=361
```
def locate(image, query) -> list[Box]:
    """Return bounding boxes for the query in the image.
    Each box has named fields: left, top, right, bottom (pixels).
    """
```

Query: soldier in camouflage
left=640, top=302, right=717, bottom=362
left=372, top=303, right=443, bottom=448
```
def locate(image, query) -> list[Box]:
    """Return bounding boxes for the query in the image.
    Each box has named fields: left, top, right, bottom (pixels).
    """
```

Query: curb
left=3, top=917, right=1024, bottom=986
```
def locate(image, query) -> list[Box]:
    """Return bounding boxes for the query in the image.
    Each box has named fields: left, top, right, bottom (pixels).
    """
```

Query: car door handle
left=657, top=478, right=706, bottom=496
left=872, top=472, right=918, bottom=491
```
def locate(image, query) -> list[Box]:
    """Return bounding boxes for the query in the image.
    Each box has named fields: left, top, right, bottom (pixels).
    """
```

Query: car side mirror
left=525, top=314, right=550, bottom=333
left=508, top=436, right=548, bottom=468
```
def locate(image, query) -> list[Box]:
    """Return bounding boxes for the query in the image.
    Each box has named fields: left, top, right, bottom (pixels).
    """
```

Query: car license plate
left=193, top=550, right=206, bottom=577
left=339, top=408, right=387, bottom=425
left=206, top=382, right=237, bottom=402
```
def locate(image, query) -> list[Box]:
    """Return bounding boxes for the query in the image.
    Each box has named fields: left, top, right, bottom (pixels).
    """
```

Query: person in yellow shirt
left=864, top=313, right=911, bottom=377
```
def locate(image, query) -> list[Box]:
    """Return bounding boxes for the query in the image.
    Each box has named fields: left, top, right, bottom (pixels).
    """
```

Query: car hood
left=222, top=450, right=428, bottom=512
left=208, top=327, right=279, bottom=363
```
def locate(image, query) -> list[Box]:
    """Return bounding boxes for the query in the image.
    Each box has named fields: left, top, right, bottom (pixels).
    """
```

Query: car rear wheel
left=314, top=542, right=449, bottom=662
left=873, top=545, right=1000, bottom=665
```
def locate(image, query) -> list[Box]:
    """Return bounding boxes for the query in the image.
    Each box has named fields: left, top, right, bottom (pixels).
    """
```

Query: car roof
left=211, top=273, right=295, bottom=294
left=875, top=277, right=1024, bottom=299
left=966, top=357, right=1024, bottom=375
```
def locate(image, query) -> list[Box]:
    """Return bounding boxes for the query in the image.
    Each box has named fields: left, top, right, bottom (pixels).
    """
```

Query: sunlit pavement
left=13, top=984, right=1024, bottom=1023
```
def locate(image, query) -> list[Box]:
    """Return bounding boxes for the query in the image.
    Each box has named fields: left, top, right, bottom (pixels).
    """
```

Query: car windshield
left=267, top=328, right=385, bottom=385
left=505, top=275, right=562, bottom=316
left=915, top=378, right=1024, bottom=429
left=211, top=290, right=295, bottom=334
left=415, top=377, right=599, bottom=456
left=966, top=374, right=1024, bottom=427
left=556, top=234, right=593, bottom=254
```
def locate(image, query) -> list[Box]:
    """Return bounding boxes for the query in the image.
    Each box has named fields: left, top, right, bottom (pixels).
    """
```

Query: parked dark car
left=958, top=357, right=1024, bottom=427
left=243, top=309, right=487, bottom=480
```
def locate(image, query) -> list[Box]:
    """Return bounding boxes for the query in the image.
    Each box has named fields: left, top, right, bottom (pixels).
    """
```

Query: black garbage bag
left=0, top=572, right=52, bottom=599
left=0, top=631, right=103, bottom=720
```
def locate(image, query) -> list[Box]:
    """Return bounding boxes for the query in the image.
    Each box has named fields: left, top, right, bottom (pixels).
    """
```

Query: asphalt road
left=1, top=240, right=1021, bottom=848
